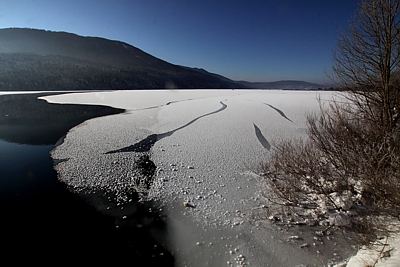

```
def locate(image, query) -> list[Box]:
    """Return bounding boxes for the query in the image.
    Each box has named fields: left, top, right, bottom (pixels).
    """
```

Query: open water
left=0, top=93, right=174, bottom=265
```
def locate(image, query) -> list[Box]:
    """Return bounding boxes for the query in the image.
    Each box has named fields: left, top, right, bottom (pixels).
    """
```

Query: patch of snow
left=346, top=233, right=400, bottom=267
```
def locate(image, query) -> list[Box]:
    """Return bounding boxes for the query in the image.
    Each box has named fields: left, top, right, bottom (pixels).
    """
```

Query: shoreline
left=0, top=92, right=173, bottom=264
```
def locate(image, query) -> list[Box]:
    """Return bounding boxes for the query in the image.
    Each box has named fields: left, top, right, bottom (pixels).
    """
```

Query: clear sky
left=0, top=0, right=359, bottom=83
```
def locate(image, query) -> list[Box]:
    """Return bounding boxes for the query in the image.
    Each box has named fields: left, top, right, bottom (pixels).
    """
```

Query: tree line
left=0, top=53, right=236, bottom=90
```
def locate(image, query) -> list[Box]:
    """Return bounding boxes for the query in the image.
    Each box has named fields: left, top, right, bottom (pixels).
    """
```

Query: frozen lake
left=41, top=90, right=356, bottom=266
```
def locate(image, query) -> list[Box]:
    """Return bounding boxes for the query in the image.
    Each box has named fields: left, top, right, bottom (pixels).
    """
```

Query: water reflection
left=0, top=92, right=124, bottom=201
left=0, top=93, right=124, bottom=145
left=0, top=93, right=174, bottom=265
left=0, top=140, right=56, bottom=202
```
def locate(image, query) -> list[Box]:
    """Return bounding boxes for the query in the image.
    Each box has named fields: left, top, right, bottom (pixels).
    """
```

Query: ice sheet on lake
left=44, top=90, right=356, bottom=266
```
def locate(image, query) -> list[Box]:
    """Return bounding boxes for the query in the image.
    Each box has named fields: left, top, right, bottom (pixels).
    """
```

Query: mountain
left=0, top=28, right=244, bottom=90
left=237, top=80, right=328, bottom=90
left=0, top=28, right=328, bottom=91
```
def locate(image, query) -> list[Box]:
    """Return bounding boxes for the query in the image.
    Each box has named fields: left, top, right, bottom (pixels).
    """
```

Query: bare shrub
left=260, top=0, right=400, bottom=245
left=260, top=95, right=400, bottom=243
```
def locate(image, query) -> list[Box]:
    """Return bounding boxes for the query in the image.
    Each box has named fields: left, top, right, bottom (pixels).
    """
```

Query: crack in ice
left=264, top=103, right=293, bottom=123
left=253, top=123, right=270, bottom=151
left=106, top=101, right=227, bottom=154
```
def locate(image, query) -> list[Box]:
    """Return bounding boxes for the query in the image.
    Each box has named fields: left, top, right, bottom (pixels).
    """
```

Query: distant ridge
left=0, top=28, right=327, bottom=91
left=0, top=28, right=243, bottom=90
left=237, top=80, right=328, bottom=90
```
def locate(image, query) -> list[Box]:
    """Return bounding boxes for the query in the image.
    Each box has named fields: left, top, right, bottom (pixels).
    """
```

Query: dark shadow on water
left=0, top=93, right=174, bottom=265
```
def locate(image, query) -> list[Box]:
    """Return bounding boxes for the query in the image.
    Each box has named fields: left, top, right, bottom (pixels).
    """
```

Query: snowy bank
left=346, top=229, right=400, bottom=267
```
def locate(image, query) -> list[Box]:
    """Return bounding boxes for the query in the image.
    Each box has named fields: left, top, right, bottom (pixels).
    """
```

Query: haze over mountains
left=0, top=28, right=327, bottom=90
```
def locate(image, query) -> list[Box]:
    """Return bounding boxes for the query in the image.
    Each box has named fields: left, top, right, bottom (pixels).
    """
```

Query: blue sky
left=0, top=0, right=359, bottom=83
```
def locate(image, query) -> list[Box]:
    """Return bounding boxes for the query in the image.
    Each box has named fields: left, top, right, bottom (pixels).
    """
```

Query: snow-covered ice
left=42, top=90, right=361, bottom=266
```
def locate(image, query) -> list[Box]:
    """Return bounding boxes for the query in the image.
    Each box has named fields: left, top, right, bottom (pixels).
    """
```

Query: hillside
left=0, top=28, right=244, bottom=90
left=237, top=80, right=328, bottom=90
left=0, top=28, right=328, bottom=91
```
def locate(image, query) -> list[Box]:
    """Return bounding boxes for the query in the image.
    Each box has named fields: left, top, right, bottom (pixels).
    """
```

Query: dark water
left=0, top=93, right=174, bottom=265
